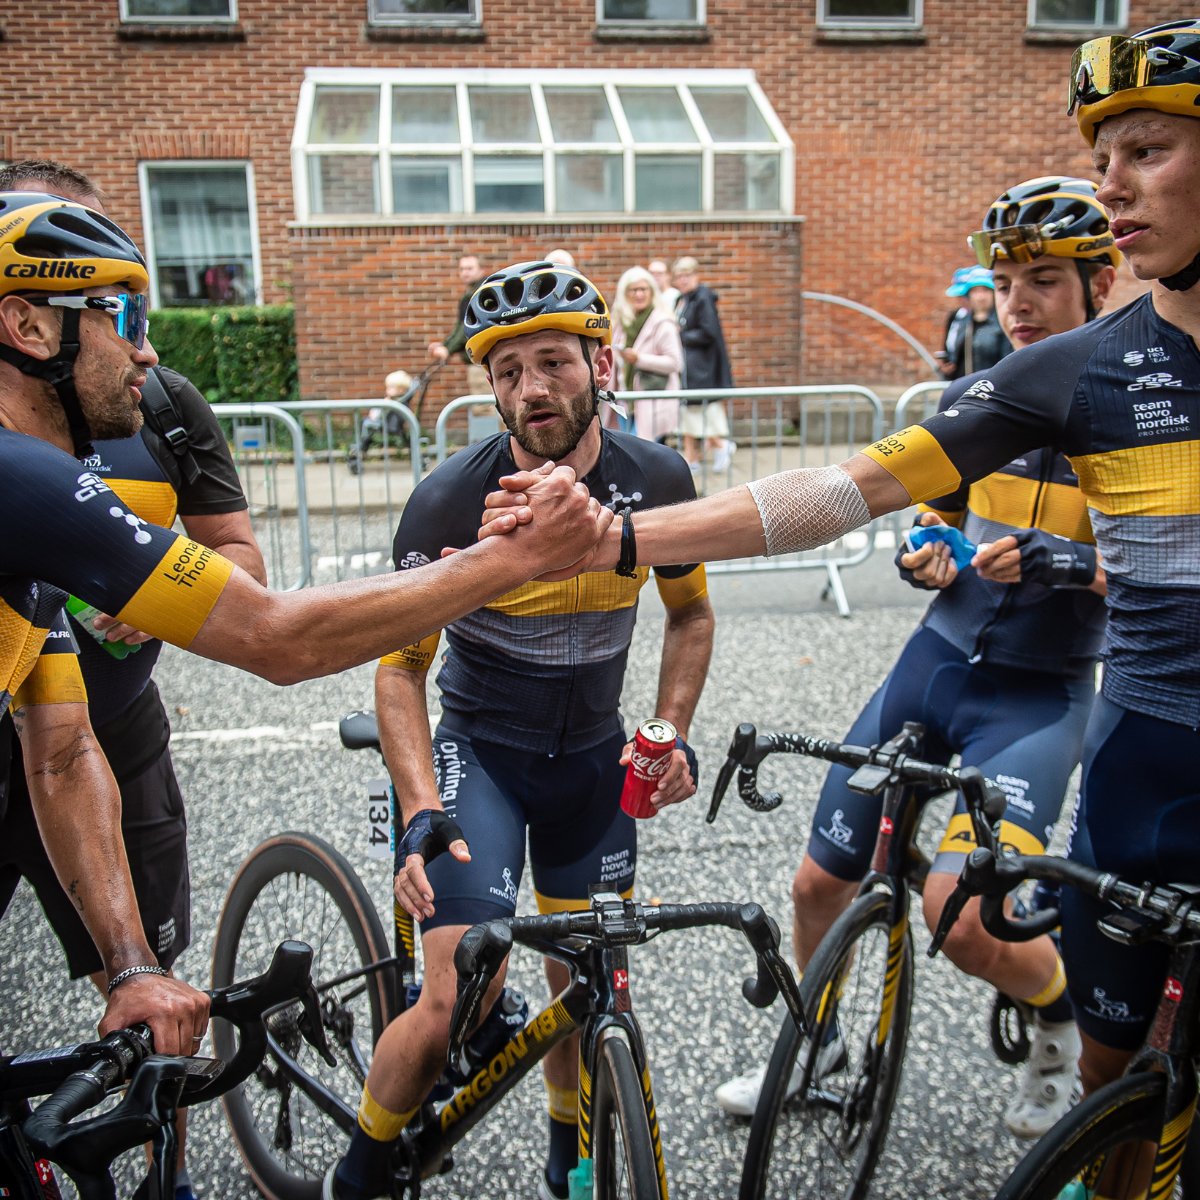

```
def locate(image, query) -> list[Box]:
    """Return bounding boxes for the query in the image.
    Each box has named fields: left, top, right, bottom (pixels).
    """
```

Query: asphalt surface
left=0, top=551, right=1076, bottom=1200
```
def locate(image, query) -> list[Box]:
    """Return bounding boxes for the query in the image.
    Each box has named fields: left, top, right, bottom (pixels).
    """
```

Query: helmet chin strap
left=1076, top=261, right=1098, bottom=322
left=1161, top=250, right=1200, bottom=293
left=0, top=307, right=94, bottom=458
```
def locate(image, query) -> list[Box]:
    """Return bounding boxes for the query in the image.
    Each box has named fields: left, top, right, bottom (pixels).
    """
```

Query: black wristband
left=616, top=506, right=638, bottom=578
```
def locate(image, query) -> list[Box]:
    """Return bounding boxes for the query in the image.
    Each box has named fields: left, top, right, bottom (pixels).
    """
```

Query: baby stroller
left=346, top=361, right=443, bottom=475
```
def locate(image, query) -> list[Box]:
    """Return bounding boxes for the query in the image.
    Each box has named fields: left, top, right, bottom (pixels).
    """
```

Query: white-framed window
left=120, top=0, right=236, bottom=19
left=368, top=0, right=480, bottom=25
left=597, top=0, right=704, bottom=24
left=138, top=162, right=262, bottom=308
left=817, top=0, right=921, bottom=28
left=292, top=69, right=793, bottom=221
left=1028, top=0, right=1125, bottom=30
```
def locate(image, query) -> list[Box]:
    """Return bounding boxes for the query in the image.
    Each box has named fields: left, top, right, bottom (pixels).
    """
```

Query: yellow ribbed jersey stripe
left=105, top=477, right=179, bottom=531
left=11, top=649, right=87, bottom=708
left=490, top=571, right=645, bottom=617
left=117, top=537, right=234, bottom=648
left=1070, top=441, right=1200, bottom=516
left=970, top=473, right=1094, bottom=542
left=861, top=426, right=961, bottom=502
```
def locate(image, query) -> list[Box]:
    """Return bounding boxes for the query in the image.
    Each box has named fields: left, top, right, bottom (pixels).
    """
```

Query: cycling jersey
left=916, top=374, right=1105, bottom=675
left=864, top=294, right=1200, bottom=728
left=381, top=428, right=707, bottom=755
left=72, top=367, right=248, bottom=723
left=0, top=426, right=235, bottom=721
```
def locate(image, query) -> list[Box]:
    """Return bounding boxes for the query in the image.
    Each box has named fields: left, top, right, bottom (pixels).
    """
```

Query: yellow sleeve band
left=860, top=426, right=961, bottom=504
left=12, top=653, right=87, bottom=709
left=654, top=565, right=708, bottom=610
left=117, top=537, right=235, bottom=649
left=380, top=631, right=440, bottom=672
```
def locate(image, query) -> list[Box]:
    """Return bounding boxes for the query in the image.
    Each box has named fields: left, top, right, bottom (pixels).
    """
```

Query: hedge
left=148, top=304, right=298, bottom=406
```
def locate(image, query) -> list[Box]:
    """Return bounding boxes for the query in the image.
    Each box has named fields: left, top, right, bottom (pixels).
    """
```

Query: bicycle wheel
left=740, top=889, right=913, bottom=1200
left=591, top=1033, right=663, bottom=1200
left=997, top=1071, right=1185, bottom=1200
left=212, top=832, right=394, bottom=1200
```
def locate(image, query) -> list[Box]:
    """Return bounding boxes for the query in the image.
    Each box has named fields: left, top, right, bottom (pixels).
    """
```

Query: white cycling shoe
left=1004, top=1016, right=1082, bottom=1139
left=715, top=1030, right=846, bottom=1117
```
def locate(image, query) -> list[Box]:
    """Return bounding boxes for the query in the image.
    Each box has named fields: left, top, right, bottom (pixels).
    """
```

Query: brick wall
left=2, top=1, right=1179, bottom=399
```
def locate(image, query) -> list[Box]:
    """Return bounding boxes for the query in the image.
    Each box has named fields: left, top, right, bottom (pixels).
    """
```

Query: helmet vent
left=502, top=278, right=525, bottom=307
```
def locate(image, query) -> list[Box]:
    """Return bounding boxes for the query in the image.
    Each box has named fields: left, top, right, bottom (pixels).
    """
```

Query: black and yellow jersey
left=914, top=372, right=1106, bottom=675
left=863, top=294, right=1199, bottom=726
left=381, top=428, right=707, bottom=754
left=72, top=367, right=248, bottom=721
left=0, top=427, right=235, bottom=721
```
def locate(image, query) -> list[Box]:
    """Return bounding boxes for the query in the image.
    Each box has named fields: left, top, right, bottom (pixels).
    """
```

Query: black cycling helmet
left=464, top=261, right=611, bottom=365
left=970, top=177, right=1120, bottom=268
left=969, top=178, right=1120, bottom=322
left=0, top=192, right=150, bottom=456
left=1070, top=20, right=1200, bottom=146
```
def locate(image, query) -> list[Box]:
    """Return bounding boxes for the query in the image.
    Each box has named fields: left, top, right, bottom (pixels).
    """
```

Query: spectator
left=427, top=253, right=489, bottom=395
left=942, top=265, right=1011, bottom=379
left=673, top=255, right=735, bottom=473
left=608, top=265, right=683, bottom=444
left=648, top=258, right=680, bottom=312
left=544, top=248, right=576, bottom=269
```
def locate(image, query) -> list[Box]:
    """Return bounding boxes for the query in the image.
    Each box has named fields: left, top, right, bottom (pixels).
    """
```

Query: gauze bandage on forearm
left=747, top=466, right=871, bottom=556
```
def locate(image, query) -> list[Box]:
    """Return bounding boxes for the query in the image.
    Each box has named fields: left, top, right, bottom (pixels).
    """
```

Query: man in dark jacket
left=427, top=253, right=489, bottom=395
left=673, top=256, right=736, bottom=472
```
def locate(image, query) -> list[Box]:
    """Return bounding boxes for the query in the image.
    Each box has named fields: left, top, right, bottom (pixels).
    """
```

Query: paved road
left=0, top=564, right=1070, bottom=1199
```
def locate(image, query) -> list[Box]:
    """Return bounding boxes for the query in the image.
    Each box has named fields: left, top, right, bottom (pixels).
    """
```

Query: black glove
left=1013, top=528, right=1097, bottom=588
left=893, top=541, right=938, bottom=590
left=395, top=808, right=466, bottom=877
left=675, top=736, right=699, bottom=791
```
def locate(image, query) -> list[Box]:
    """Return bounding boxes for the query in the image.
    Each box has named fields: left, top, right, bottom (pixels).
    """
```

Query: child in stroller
left=346, top=363, right=441, bottom=474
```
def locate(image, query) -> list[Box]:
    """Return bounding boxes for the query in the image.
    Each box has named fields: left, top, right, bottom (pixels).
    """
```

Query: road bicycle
left=0, top=941, right=325, bottom=1200
left=211, top=710, right=807, bottom=1199
left=706, top=720, right=1009, bottom=1200
left=932, top=841, right=1200, bottom=1199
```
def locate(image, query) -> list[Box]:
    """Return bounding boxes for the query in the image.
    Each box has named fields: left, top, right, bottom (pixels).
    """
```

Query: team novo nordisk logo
left=821, top=808, right=854, bottom=846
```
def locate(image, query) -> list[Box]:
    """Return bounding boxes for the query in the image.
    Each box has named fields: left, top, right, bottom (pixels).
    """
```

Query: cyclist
left=0, top=158, right=269, bottom=1200
left=322, top=261, right=714, bottom=1200
left=713, top=177, right=1117, bottom=1136
left=0, top=196, right=610, bottom=1049
left=482, top=15, right=1200, bottom=1137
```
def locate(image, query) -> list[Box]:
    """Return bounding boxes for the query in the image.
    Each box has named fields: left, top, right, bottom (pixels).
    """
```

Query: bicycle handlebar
left=449, top=896, right=805, bottom=1068
left=928, top=847, right=1200, bottom=959
left=706, top=722, right=1006, bottom=827
left=19, top=940, right=331, bottom=1195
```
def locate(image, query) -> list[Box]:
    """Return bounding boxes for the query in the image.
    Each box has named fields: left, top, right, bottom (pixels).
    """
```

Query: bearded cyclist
left=324, top=261, right=714, bottom=1200
left=0, top=198, right=609, bottom=1048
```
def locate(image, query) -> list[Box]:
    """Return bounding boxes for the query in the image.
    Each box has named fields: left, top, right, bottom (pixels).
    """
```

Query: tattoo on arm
left=10, top=706, right=26, bottom=739
left=68, top=879, right=83, bottom=913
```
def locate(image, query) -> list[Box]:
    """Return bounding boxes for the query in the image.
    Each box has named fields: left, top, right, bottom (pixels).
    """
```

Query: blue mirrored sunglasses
left=43, top=292, right=150, bottom=350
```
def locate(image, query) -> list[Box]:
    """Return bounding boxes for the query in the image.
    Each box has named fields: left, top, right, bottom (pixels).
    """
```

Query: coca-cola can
left=620, top=718, right=677, bottom=820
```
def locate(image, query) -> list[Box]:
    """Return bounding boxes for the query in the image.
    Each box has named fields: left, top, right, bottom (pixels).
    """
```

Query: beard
left=80, top=371, right=145, bottom=441
left=500, top=380, right=596, bottom=462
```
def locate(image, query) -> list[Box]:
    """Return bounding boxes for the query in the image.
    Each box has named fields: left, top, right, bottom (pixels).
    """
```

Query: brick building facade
left=1, top=2, right=1176, bottom=402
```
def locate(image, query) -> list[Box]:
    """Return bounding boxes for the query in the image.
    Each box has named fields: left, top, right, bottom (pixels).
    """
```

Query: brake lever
left=706, top=723, right=757, bottom=823
left=298, top=982, right=337, bottom=1068
left=448, top=972, right=489, bottom=1069
left=927, top=883, right=971, bottom=958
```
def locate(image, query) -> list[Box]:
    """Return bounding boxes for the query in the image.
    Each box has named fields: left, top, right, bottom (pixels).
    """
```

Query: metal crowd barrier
left=216, top=385, right=889, bottom=615
left=212, top=399, right=418, bottom=589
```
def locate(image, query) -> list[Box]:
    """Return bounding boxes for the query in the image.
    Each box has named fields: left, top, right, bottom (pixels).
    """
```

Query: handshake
left=468, top=462, right=620, bottom=581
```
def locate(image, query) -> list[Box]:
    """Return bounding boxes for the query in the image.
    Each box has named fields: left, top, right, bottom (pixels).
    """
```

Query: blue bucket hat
left=946, top=265, right=994, bottom=297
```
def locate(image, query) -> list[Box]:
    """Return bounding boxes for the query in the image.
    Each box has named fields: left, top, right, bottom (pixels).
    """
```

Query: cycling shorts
left=1061, top=695, right=1200, bottom=1049
left=807, top=626, right=1095, bottom=882
left=420, top=723, right=636, bottom=932
left=0, top=701, right=189, bottom=977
